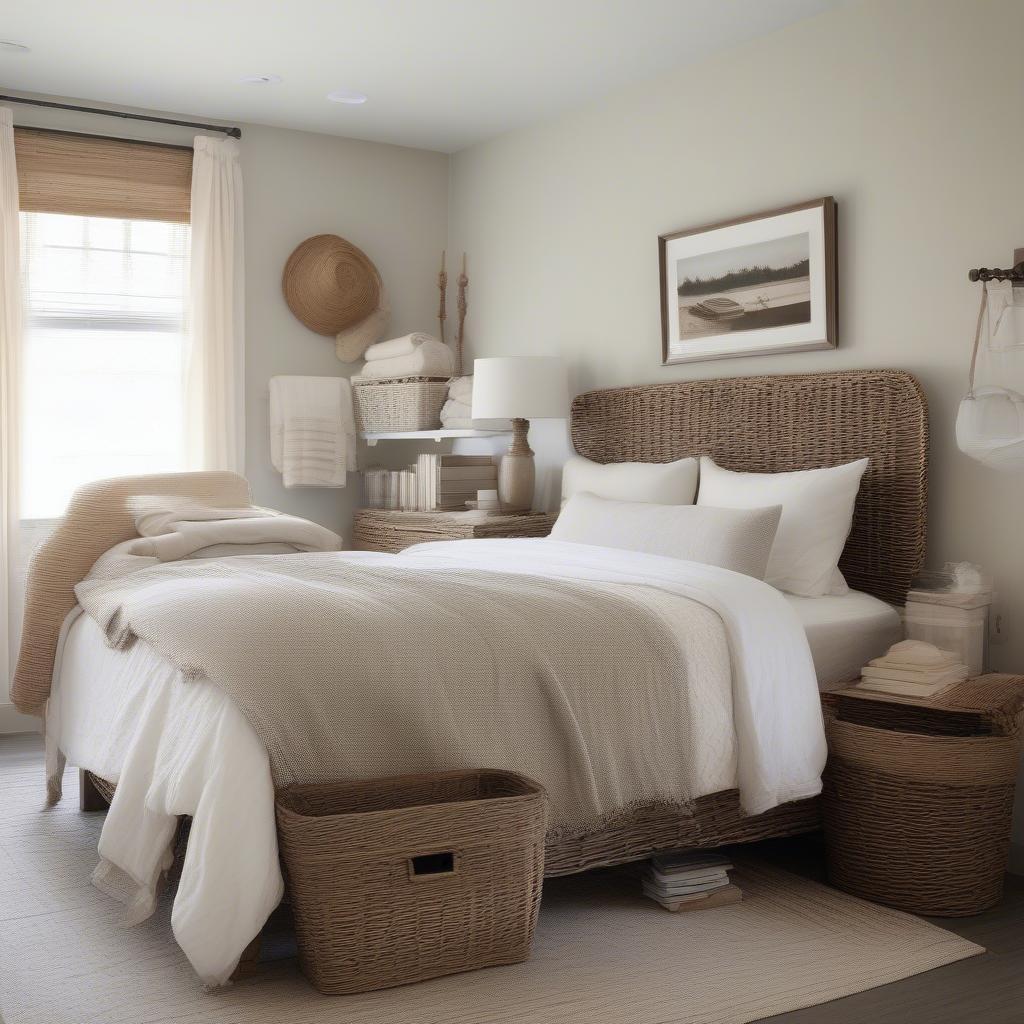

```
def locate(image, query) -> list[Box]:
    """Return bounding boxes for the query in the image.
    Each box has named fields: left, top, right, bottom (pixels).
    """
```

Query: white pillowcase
left=696, top=456, right=868, bottom=597
left=550, top=491, right=782, bottom=579
left=560, top=455, right=698, bottom=506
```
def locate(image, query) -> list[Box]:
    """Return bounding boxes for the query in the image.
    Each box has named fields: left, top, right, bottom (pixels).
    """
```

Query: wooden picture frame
left=660, top=196, right=837, bottom=365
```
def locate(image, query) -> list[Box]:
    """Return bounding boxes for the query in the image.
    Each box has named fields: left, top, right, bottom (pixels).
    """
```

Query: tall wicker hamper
left=275, top=769, right=547, bottom=994
left=822, top=677, right=1024, bottom=916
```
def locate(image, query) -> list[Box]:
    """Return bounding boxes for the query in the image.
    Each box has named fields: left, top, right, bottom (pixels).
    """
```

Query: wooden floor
left=3, top=732, right=1023, bottom=1024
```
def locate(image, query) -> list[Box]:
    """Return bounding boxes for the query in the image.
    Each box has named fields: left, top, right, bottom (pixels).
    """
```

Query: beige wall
left=240, top=124, right=449, bottom=539
left=448, top=0, right=1024, bottom=860
left=450, top=0, right=1024, bottom=666
left=4, top=94, right=450, bottom=542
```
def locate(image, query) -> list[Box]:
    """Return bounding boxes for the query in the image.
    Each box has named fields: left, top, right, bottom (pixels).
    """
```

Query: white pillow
left=560, top=455, right=698, bottom=506
left=550, top=492, right=782, bottom=579
left=696, top=456, right=868, bottom=597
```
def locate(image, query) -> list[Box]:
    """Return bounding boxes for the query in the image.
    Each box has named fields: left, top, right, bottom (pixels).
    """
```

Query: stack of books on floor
left=417, top=453, right=498, bottom=511
left=856, top=639, right=969, bottom=698
left=642, top=851, right=742, bottom=913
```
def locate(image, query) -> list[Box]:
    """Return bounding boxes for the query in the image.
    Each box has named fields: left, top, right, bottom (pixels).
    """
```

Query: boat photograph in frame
left=660, top=197, right=836, bottom=364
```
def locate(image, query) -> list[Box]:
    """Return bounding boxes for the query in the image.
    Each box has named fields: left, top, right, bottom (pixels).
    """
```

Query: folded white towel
left=443, top=397, right=472, bottom=419
left=364, top=332, right=438, bottom=362
left=439, top=397, right=511, bottom=431
left=873, top=639, right=959, bottom=669
left=861, top=664, right=968, bottom=686
left=448, top=375, right=474, bottom=403
left=128, top=512, right=341, bottom=561
left=359, top=339, right=455, bottom=380
left=269, top=376, right=357, bottom=488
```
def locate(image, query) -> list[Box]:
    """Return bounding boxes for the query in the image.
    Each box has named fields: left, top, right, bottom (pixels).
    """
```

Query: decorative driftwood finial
left=455, top=252, right=469, bottom=377
left=437, top=250, right=448, bottom=345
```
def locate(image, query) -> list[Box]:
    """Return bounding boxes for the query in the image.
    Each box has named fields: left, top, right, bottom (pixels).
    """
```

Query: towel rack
left=969, top=247, right=1024, bottom=284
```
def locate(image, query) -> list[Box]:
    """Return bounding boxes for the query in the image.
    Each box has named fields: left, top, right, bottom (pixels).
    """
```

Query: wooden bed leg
left=79, top=769, right=108, bottom=812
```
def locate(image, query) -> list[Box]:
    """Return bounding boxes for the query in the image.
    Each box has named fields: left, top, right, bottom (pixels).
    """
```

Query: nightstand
left=822, top=674, right=1024, bottom=916
left=353, top=509, right=556, bottom=554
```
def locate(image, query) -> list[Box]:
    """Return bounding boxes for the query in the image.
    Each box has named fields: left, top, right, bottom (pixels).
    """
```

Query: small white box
left=903, top=589, right=991, bottom=677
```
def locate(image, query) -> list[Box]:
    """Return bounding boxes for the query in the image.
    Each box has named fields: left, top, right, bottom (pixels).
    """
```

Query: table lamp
left=472, top=356, right=568, bottom=512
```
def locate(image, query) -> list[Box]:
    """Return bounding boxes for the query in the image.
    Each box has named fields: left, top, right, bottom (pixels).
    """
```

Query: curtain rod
left=0, top=95, right=241, bottom=139
left=15, top=125, right=195, bottom=153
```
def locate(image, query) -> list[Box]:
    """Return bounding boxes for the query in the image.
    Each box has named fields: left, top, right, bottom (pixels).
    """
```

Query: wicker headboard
left=11, top=471, right=251, bottom=716
left=570, top=370, right=928, bottom=606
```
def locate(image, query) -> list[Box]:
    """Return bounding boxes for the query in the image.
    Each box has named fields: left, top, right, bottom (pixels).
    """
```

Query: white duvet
left=47, top=539, right=825, bottom=986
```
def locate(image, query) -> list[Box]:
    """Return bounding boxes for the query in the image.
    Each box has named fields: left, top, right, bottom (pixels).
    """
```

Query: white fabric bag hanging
left=956, top=282, right=1024, bottom=470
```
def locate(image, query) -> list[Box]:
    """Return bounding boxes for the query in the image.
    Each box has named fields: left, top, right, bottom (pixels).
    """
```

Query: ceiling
left=0, top=0, right=840, bottom=152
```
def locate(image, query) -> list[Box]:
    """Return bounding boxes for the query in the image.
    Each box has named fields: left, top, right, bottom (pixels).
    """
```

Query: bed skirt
left=83, top=770, right=819, bottom=879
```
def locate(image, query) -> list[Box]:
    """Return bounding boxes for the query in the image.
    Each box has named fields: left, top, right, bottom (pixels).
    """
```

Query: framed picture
left=660, top=196, right=836, bottom=365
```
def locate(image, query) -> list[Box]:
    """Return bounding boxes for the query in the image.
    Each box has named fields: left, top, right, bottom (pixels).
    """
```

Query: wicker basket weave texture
left=353, top=510, right=557, bottom=553
left=352, top=376, right=450, bottom=432
left=570, top=370, right=928, bottom=605
left=823, top=714, right=1021, bottom=916
left=275, top=770, right=547, bottom=994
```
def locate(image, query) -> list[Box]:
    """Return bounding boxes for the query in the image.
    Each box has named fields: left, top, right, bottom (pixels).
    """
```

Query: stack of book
left=363, top=467, right=419, bottom=510
left=642, top=851, right=742, bottom=913
left=857, top=639, right=969, bottom=698
left=417, top=453, right=498, bottom=512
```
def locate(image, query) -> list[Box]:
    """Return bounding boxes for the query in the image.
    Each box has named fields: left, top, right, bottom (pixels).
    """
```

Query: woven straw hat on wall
left=282, top=234, right=385, bottom=341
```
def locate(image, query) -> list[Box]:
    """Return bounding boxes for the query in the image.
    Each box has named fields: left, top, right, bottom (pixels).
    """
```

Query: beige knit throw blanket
left=75, top=552, right=722, bottom=834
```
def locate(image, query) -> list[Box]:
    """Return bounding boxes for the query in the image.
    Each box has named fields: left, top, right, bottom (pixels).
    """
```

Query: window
left=19, top=212, right=190, bottom=519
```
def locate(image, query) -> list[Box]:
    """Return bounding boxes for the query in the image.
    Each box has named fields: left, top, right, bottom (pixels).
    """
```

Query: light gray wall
left=239, top=124, right=449, bottom=539
left=4, top=94, right=450, bottom=543
left=447, top=0, right=1024, bottom=862
left=450, top=0, right=1024, bottom=666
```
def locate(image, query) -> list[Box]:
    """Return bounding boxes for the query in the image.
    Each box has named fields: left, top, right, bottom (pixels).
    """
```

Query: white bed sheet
left=785, top=590, right=903, bottom=691
left=46, top=541, right=834, bottom=987
left=46, top=608, right=282, bottom=988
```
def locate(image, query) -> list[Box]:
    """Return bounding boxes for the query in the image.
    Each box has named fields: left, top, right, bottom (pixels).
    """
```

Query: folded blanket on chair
left=128, top=505, right=339, bottom=561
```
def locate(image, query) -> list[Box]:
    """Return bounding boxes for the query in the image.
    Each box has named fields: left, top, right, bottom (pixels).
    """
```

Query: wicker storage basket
left=276, top=769, right=547, bottom=994
left=823, top=717, right=1020, bottom=916
left=352, top=375, right=450, bottom=432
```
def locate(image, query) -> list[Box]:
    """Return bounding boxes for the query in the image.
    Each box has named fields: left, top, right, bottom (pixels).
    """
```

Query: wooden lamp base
left=498, top=418, right=535, bottom=512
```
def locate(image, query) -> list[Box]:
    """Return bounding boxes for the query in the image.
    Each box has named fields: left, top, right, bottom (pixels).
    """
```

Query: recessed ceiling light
left=0, top=41, right=30, bottom=54
left=327, top=88, right=367, bottom=105
left=241, top=74, right=281, bottom=85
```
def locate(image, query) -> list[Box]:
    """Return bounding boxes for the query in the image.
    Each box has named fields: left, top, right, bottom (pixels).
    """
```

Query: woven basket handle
left=407, top=851, right=460, bottom=881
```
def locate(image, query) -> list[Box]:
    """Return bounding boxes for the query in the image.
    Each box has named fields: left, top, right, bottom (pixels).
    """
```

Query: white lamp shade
left=471, top=357, right=568, bottom=420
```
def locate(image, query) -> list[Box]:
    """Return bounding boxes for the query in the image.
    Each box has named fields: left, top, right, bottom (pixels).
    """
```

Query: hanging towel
left=985, top=280, right=1024, bottom=352
left=363, top=332, right=437, bottom=362
left=269, top=376, right=357, bottom=488
left=359, top=338, right=455, bottom=379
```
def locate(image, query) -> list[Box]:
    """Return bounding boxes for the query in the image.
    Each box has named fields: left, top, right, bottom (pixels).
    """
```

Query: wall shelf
left=361, top=428, right=510, bottom=447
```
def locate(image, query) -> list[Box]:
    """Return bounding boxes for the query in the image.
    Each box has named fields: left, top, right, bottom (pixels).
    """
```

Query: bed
left=11, top=368, right=928, bottom=985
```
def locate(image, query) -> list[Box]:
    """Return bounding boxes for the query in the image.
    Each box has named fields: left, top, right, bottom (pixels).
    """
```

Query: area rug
left=0, top=756, right=982, bottom=1024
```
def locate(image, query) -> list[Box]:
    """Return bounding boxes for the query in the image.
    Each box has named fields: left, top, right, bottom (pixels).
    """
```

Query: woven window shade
left=14, top=128, right=192, bottom=223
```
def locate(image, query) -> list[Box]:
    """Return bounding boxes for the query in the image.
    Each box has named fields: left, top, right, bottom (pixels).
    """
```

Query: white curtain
left=186, top=136, right=245, bottom=472
left=0, top=109, right=23, bottom=699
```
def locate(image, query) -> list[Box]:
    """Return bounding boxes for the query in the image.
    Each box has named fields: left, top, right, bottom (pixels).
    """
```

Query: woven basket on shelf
left=352, top=375, right=450, bottom=432
left=823, top=716, right=1020, bottom=916
left=276, top=769, right=547, bottom=995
